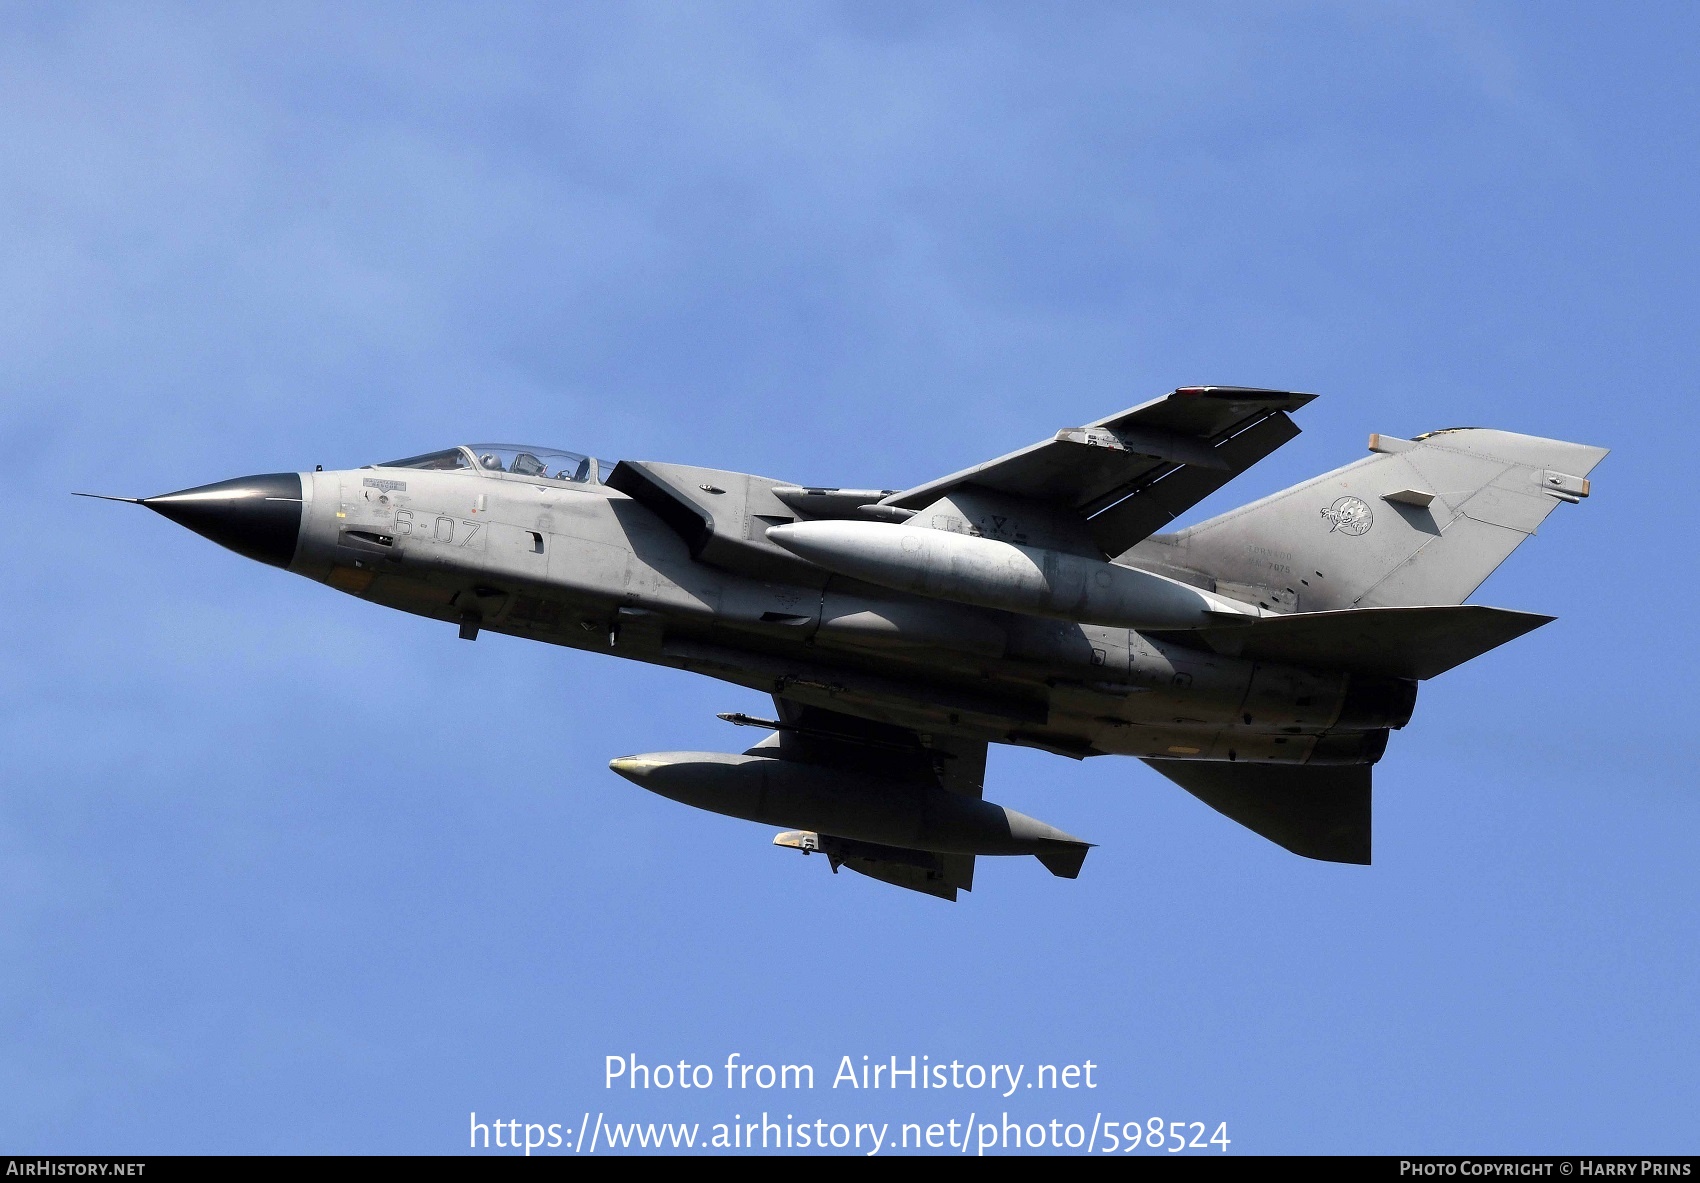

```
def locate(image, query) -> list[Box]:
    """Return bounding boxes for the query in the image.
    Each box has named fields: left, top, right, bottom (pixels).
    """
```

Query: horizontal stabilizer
left=1163, top=604, right=1552, bottom=680
left=1142, top=760, right=1371, bottom=864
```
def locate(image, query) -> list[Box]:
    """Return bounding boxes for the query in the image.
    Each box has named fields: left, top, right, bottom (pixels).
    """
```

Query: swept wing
left=881, top=386, right=1315, bottom=555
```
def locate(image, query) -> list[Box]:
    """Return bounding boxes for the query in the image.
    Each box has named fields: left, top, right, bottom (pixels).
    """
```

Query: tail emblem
left=1321, top=496, right=1374, bottom=536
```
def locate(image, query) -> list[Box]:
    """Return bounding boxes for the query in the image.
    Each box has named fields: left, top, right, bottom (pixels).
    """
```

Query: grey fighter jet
left=84, top=389, right=1606, bottom=900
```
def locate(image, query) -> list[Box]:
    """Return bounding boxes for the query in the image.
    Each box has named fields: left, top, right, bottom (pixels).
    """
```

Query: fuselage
left=104, top=399, right=1604, bottom=881
left=250, top=448, right=1408, bottom=766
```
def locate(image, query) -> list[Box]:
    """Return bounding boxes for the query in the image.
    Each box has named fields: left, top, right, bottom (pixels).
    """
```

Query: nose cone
left=609, top=754, right=690, bottom=786
left=608, top=755, right=657, bottom=784
left=144, top=473, right=304, bottom=568
left=763, top=521, right=833, bottom=566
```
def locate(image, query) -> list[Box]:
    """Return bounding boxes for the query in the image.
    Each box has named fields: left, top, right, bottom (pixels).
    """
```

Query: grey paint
left=606, top=751, right=1089, bottom=862
left=1126, top=427, right=1608, bottom=614
left=94, top=394, right=1606, bottom=900
left=765, top=518, right=1264, bottom=629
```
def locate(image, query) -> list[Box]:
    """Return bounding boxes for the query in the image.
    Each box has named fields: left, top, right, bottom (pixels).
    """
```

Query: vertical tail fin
left=1125, top=428, right=1607, bottom=611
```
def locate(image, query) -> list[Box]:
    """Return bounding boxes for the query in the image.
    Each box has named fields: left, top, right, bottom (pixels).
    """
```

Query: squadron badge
left=1320, top=495, right=1373, bottom=535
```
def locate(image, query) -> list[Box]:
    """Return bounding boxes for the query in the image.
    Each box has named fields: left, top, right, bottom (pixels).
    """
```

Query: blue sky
left=2, top=1, right=1695, bottom=1154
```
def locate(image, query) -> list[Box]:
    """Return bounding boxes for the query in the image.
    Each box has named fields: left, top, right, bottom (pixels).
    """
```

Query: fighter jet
left=83, top=388, right=1605, bottom=900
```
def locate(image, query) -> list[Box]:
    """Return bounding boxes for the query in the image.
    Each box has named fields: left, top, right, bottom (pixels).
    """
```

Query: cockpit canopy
left=372, top=444, right=608, bottom=485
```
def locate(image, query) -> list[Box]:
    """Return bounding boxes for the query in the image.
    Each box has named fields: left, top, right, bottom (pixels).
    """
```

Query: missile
left=765, top=520, right=1262, bottom=630
left=608, top=750, right=1091, bottom=873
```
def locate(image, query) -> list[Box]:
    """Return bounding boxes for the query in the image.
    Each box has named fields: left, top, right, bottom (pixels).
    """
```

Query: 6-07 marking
left=393, top=509, right=482, bottom=546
